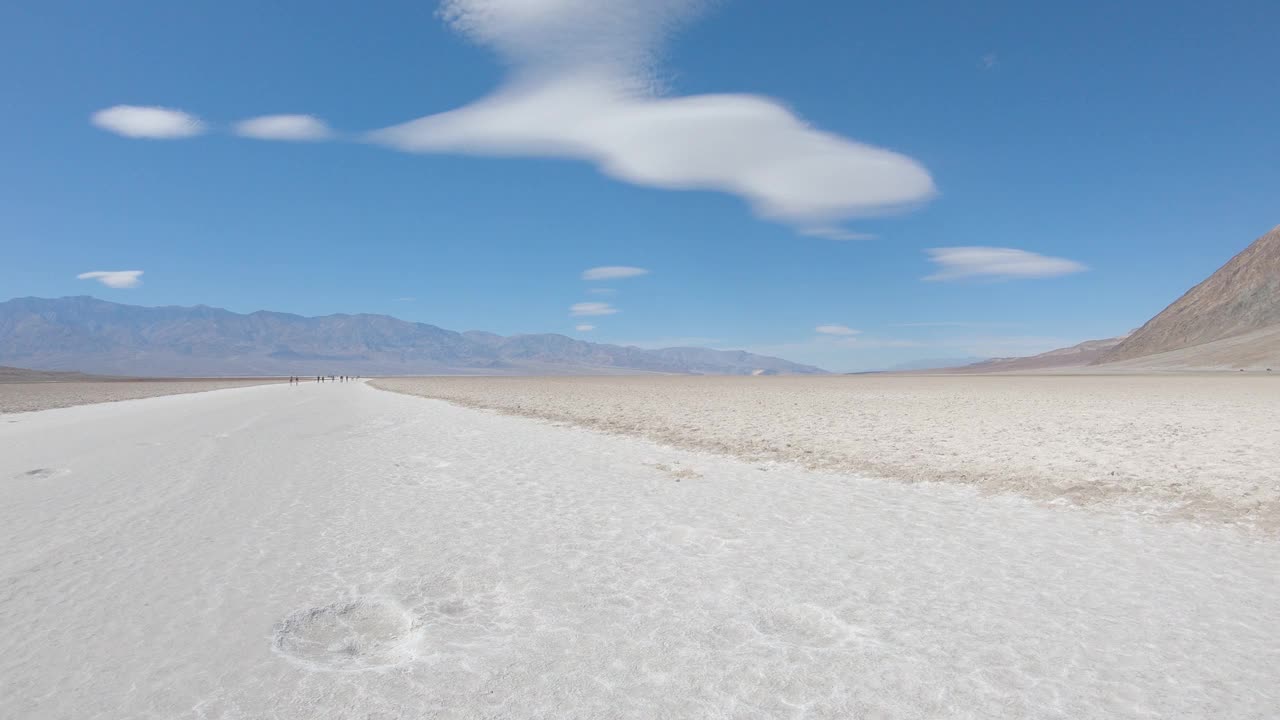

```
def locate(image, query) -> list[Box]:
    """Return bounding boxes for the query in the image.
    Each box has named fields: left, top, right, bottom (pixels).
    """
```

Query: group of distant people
left=288, top=375, right=360, bottom=385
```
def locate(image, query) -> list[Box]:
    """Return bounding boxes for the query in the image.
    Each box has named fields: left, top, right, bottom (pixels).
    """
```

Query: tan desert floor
left=0, top=379, right=284, bottom=414
left=374, top=375, right=1280, bottom=530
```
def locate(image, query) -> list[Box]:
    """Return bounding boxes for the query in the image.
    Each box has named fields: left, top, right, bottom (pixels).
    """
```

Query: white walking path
left=0, top=381, right=1276, bottom=719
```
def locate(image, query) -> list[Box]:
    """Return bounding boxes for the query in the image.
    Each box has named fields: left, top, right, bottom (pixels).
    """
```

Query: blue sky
left=2, top=0, right=1277, bottom=371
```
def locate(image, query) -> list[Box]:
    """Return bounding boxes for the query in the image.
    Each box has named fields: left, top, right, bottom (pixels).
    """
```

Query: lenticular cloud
left=370, top=0, right=936, bottom=231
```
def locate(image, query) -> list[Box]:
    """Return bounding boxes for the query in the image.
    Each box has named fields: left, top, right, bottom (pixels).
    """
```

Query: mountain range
left=0, top=296, right=824, bottom=377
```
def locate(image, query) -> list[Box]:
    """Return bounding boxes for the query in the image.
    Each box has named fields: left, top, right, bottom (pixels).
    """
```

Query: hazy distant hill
left=886, top=357, right=989, bottom=372
left=0, top=365, right=110, bottom=383
left=944, top=336, right=1129, bottom=373
left=1100, top=225, right=1280, bottom=363
left=0, top=296, right=825, bottom=377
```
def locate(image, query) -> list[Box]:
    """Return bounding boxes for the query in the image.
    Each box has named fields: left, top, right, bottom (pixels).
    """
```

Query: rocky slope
left=1101, top=225, right=1280, bottom=363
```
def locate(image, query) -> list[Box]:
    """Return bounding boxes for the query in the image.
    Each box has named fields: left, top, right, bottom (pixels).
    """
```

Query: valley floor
left=0, top=378, right=283, bottom=414
left=1, top=381, right=1277, bottom=718
left=375, top=374, right=1280, bottom=530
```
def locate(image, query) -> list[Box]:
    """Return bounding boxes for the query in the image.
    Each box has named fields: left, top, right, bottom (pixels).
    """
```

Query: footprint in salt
left=272, top=597, right=421, bottom=672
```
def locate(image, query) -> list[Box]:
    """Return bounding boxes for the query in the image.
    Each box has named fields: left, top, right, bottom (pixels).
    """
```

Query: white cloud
left=91, top=106, right=204, bottom=139
left=815, top=324, right=860, bottom=336
left=367, top=0, right=935, bottom=233
left=586, top=287, right=616, bottom=295
left=570, top=302, right=617, bottom=316
left=77, top=270, right=143, bottom=288
left=923, top=247, right=1087, bottom=281
left=582, top=266, right=649, bottom=281
left=575, top=324, right=596, bottom=332
left=235, top=114, right=334, bottom=141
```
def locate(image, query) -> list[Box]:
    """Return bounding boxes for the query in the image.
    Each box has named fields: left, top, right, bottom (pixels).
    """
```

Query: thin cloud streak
left=570, top=302, right=618, bottom=316
left=77, top=270, right=144, bottom=288
left=800, top=226, right=877, bottom=241
left=890, top=321, right=1024, bottom=329
left=616, top=336, right=722, bottom=349
left=582, top=266, right=649, bottom=281
left=923, top=247, right=1087, bottom=281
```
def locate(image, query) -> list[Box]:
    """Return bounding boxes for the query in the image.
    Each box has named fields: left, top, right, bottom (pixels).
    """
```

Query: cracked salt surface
left=0, top=381, right=1277, bottom=718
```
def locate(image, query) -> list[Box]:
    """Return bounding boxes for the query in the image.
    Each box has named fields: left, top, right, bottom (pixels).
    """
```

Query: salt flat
left=375, top=374, right=1280, bottom=529
left=1, top=381, right=1277, bottom=719
left=0, top=378, right=283, bottom=414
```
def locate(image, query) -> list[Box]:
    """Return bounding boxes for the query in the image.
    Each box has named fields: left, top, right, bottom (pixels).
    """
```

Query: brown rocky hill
left=1100, top=225, right=1280, bottom=363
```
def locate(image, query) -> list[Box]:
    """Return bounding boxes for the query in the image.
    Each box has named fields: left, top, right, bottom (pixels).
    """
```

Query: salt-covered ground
left=374, top=375, right=1280, bottom=529
left=1, top=381, right=1277, bottom=719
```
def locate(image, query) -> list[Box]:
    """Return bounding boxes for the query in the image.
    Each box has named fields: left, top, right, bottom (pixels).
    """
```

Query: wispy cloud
left=570, top=302, right=618, bottom=316
left=741, top=334, right=924, bottom=367
left=815, top=324, right=860, bottom=336
left=367, top=0, right=936, bottom=235
left=923, top=247, right=1087, bottom=281
left=799, top=226, right=877, bottom=241
left=395, top=296, right=416, bottom=302
left=890, top=321, right=1024, bottom=329
left=582, top=266, right=649, bottom=281
left=91, top=106, right=204, bottom=139
left=235, top=114, right=334, bottom=141
left=944, top=334, right=1082, bottom=358
left=586, top=287, right=616, bottom=295
left=575, top=324, right=596, bottom=332
left=617, top=336, right=722, bottom=349
left=77, top=270, right=143, bottom=288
